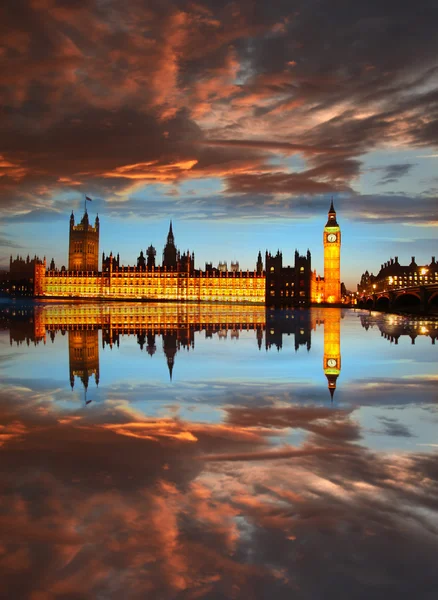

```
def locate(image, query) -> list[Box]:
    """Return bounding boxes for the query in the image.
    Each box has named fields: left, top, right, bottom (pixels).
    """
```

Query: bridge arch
left=375, top=296, right=390, bottom=311
left=428, top=291, right=438, bottom=309
left=393, top=292, right=421, bottom=311
left=365, top=298, right=374, bottom=309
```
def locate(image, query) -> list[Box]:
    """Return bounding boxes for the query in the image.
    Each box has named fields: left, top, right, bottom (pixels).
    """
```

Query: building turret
left=147, top=244, right=156, bottom=268
left=163, top=222, right=177, bottom=269
left=137, top=250, right=146, bottom=269
left=68, top=209, right=99, bottom=271
left=167, top=220, right=175, bottom=245
left=230, top=261, right=239, bottom=273
left=326, top=198, right=338, bottom=227
left=256, top=251, right=263, bottom=274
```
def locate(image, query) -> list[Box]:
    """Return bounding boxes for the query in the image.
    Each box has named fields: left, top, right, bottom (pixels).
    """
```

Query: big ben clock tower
left=323, top=200, right=341, bottom=303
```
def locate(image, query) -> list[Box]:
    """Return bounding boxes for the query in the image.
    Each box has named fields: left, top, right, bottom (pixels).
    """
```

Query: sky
left=0, top=0, right=437, bottom=289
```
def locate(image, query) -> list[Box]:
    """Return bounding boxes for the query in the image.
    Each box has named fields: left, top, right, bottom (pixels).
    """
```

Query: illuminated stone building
left=315, top=200, right=341, bottom=303
left=69, top=210, right=99, bottom=271
left=17, top=200, right=340, bottom=305
left=42, top=213, right=265, bottom=303
left=358, top=256, right=438, bottom=294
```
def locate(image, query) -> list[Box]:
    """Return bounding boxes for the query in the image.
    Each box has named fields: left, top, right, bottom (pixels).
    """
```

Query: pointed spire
left=326, top=198, right=338, bottom=226
left=329, top=387, right=335, bottom=401
left=167, top=220, right=175, bottom=245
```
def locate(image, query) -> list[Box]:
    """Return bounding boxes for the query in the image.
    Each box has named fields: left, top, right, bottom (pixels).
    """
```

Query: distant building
left=358, top=256, right=438, bottom=294
left=9, top=254, right=46, bottom=296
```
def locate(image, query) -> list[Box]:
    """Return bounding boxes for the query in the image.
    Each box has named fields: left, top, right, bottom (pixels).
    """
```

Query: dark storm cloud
left=0, top=0, right=438, bottom=223
left=376, top=163, right=416, bottom=185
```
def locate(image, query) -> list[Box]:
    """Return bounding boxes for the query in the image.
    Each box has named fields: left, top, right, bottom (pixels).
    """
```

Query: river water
left=0, top=301, right=437, bottom=599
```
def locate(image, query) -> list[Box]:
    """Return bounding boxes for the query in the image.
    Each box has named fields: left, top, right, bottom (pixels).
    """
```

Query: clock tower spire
left=323, top=199, right=341, bottom=303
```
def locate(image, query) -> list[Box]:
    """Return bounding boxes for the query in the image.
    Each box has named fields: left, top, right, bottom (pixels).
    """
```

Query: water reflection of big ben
left=69, top=329, right=100, bottom=391
left=323, top=308, right=341, bottom=400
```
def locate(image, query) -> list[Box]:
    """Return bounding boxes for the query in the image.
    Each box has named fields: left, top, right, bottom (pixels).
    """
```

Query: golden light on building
left=323, top=200, right=341, bottom=304
left=26, top=200, right=342, bottom=305
left=42, top=268, right=266, bottom=303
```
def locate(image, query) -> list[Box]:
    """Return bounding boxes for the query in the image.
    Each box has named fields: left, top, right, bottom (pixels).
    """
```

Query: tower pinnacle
left=168, top=220, right=174, bottom=243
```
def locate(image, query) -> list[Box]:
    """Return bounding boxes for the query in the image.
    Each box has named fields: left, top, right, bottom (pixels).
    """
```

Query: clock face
left=327, top=358, right=337, bottom=368
left=327, top=233, right=337, bottom=243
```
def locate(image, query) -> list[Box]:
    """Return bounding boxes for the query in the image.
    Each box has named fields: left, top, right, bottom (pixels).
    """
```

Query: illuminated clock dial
left=327, top=233, right=337, bottom=242
left=327, top=358, right=337, bottom=368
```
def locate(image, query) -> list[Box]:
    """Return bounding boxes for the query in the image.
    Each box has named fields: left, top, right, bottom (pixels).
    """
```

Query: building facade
left=358, top=256, right=438, bottom=294
left=10, top=201, right=341, bottom=305
left=7, top=255, right=46, bottom=296
left=265, top=249, right=313, bottom=306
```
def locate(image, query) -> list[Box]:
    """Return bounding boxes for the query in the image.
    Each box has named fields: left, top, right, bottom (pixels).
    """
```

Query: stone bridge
left=359, top=284, right=438, bottom=314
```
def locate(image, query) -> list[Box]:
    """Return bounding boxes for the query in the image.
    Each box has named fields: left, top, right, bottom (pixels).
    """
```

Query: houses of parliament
left=6, top=201, right=342, bottom=306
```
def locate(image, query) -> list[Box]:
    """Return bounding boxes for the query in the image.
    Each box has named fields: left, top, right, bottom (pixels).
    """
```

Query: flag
left=86, top=196, right=92, bottom=202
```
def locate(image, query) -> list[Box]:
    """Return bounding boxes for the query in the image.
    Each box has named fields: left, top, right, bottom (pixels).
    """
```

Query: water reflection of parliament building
left=4, top=304, right=344, bottom=399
